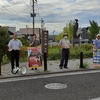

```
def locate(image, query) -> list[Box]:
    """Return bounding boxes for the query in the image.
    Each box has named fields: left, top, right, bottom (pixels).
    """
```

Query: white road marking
left=0, top=70, right=100, bottom=83
left=89, top=97, right=100, bottom=100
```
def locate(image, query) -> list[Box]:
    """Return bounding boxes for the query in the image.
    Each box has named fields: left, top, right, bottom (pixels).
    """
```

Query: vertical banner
left=28, top=47, right=42, bottom=68
left=93, top=49, right=100, bottom=67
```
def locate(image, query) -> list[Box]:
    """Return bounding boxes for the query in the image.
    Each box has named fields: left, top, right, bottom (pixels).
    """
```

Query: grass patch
left=77, top=62, right=89, bottom=68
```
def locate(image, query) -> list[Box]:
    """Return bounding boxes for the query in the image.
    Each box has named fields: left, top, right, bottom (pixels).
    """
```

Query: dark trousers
left=11, top=50, right=20, bottom=70
left=59, top=49, right=69, bottom=67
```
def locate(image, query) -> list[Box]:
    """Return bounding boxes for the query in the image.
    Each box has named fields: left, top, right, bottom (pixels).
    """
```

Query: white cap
left=97, top=34, right=100, bottom=36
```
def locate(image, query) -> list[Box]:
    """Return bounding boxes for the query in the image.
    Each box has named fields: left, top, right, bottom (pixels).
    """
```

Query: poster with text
left=28, top=47, right=42, bottom=68
left=93, top=50, right=100, bottom=67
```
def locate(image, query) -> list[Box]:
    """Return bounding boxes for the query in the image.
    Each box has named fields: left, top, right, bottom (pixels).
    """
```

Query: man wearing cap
left=59, top=33, right=70, bottom=69
left=93, top=34, right=100, bottom=51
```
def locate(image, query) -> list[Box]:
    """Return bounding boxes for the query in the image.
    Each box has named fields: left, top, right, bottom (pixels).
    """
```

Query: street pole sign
left=42, top=30, right=48, bottom=71
left=42, top=30, right=48, bottom=55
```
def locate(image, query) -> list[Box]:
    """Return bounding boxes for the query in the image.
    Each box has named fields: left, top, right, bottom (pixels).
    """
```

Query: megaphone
left=20, top=65, right=28, bottom=74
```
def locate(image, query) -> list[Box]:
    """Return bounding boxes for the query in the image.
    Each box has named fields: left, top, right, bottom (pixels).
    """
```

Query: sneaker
left=16, top=67, right=19, bottom=70
left=15, top=67, right=19, bottom=73
left=13, top=67, right=19, bottom=74
left=11, top=69, right=16, bottom=74
left=13, top=68, right=17, bottom=72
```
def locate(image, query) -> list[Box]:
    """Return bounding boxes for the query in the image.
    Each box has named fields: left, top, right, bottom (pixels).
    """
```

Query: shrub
left=80, top=44, right=93, bottom=51
left=48, top=44, right=93, bottom=60
left=2, top=44, right=93, bottom=63
left=20, top=46, right=28, bottom=62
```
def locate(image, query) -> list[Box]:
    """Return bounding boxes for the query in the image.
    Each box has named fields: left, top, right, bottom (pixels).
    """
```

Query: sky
left=0, top=0, right=100, bottom=35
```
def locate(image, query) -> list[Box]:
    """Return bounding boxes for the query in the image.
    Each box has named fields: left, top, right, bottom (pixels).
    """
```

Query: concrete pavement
left=0, top=58, right=98, bottom=78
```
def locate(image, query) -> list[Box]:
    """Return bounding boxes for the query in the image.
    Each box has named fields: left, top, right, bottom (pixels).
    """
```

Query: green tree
left=0, top=27, right=10, bottom=75
left=89, top=20, right=99, bottom=40
left=63, top=20, right=74, bottom=41
left=55, top=32, right=63, bottom=42
left=55, top=20, right=74, bottom=42
left=18, top=37, right=29, bottom=46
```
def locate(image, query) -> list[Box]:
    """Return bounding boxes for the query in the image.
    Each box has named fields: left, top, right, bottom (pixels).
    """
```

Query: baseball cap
left=97, top=34, right=100, bottom=36
left=63, top=33, right=68, bottom=37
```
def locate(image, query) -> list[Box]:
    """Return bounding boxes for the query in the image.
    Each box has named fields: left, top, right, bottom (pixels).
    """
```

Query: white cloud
left=0, top=0, right=100, bottom=34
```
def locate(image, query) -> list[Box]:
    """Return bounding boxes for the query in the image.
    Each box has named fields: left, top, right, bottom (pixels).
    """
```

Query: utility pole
left=40, top=18, right=45, bottom=43
left=30, top=0, right=37, bottom=34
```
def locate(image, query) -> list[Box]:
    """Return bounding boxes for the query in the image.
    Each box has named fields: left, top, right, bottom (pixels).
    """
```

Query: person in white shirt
left=8, top=33, right=22, bottom=73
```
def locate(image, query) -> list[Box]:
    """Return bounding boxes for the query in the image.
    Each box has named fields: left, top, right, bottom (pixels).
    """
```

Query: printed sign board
left=93, top=49, right=100, bottom=67
left=28, top=47, right=42, bottom=68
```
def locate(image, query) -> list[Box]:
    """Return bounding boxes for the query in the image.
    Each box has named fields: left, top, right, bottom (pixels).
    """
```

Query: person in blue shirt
left=93, top=34, right=100, bottom=51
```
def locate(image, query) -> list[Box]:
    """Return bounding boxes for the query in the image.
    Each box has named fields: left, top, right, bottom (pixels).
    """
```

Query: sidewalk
left=0, top=58, right=97, bottom=79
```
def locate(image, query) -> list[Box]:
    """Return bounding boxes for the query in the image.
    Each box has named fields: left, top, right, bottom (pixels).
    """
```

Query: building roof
left=8, top=30, right=14, bottom=35
left=0, top=25, right=15, bottom=35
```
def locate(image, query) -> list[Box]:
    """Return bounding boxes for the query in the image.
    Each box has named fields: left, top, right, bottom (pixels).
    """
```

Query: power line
left=21, top=0, right=31, bottom=9
left=0, top=1, right=34, bottom=30
left=0, top=7, right=28, bottom=27
left=35, top=2, right=42, bottom=18
left=1, top=0, right=30, bottom=22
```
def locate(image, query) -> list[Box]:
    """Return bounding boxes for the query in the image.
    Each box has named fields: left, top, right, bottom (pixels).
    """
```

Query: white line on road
left=89, top=97, right=100, bottom=100
left=0, top=70, right=100, bottom=83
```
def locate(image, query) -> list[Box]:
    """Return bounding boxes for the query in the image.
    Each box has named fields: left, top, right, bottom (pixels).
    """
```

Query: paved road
left=0, top=70, right=100, bottom=100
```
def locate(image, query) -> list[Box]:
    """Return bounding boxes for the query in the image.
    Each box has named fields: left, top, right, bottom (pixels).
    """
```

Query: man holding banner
left=93, top=34, right=100, bottom=51
left=29, top=34, right=41, bottom=70
left=93, top=34, right=100, bottom=66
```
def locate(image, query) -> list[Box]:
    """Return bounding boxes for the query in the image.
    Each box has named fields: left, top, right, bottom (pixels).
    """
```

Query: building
left=0, top=25, right=16, bottom=35
left=48, top=35, right=57, bottom=42
left=78, top=27, right=92, bottom=44
left=19, top=28, right=41, bottom=40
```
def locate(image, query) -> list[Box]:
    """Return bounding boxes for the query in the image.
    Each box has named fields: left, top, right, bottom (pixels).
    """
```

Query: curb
left=0, top=68, right=99, bottom=79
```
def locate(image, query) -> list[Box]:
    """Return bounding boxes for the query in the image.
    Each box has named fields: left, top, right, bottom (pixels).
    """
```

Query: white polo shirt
left=8, top=39, right=22, bottom=50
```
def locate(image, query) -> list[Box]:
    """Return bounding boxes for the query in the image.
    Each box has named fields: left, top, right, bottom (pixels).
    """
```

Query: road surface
left=0, top=70, right=100, bottom=100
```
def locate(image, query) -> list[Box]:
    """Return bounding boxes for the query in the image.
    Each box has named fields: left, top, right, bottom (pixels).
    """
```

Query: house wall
left=8, top=27, right=16, bottom=33
left=20, top=28, right=40, bottom=40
